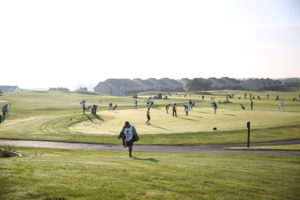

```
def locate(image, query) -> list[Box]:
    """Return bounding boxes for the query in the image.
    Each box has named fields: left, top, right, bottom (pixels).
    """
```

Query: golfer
left=80, top=99, right=86, bottom=114
left=189, top=100, right=193, bottom=111
left=250, top=100, right=254, bottom=110
left=146, top=107, right=151, bottom=125
left=166, top=104, right=170, bottom=114
left=2, top=105, right=7, bottom=119
left=172, top=103, right=177, bottom=117
left=183, top=104, right=189, bottom=116
left=119, top=121, right=138, bottom=157
left=212, top=102, right=218, bottom=114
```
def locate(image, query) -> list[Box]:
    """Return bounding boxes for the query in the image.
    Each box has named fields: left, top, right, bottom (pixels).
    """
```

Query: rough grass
left=0, top=147, right=299, bottom=200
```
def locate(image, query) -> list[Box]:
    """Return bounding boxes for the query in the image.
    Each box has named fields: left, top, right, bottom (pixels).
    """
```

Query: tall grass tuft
left=0, top=144, right=17, bottom=158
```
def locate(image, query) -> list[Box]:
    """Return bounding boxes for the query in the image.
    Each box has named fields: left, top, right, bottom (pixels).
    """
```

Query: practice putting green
left=70, top=107, right=300, bottom=135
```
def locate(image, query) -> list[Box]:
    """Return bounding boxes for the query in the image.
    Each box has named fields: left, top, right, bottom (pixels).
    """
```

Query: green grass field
left=0, top=90, right=300, bottom=144
left=0, top=147, right=299, bottom=200
left=1, top=90, right=300, bottom=200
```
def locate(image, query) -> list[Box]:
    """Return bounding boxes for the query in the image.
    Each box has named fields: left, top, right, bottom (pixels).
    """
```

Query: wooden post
left=247, top=121, right=251, bottom=148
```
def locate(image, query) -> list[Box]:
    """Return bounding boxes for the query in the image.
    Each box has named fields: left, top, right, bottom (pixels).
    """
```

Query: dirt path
left=0, top=139, right=299, bottom=155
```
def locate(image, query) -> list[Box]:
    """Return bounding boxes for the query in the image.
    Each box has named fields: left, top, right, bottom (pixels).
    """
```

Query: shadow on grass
left=132, top=156, right=159, bottom=162
left=84, top=114, right=104, bottom=123
left=94, top=114, right=104, bottom=121
left=149, top=124, right=172, bottom=131
left=177, top=117, right=198, bottom=121
left=224, top=114, right=236, bottom=116
left=194, top=111, right=211, bottom=114
left=190, top=115, right=204, bottom=118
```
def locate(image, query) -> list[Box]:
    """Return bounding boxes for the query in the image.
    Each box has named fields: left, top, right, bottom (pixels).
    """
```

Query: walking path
left=0, top=139, right=299, bottom=155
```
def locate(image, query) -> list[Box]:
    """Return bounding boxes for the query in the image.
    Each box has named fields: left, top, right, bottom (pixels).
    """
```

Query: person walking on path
left=172, top=103, right=177, bottom=117
left=145, top=107, right=151, bottom=125
left=165, top=104, right=170, bottom=114
left=250, top=100, right=254, bottom=110
left=118, top=121, right=139, bottom=157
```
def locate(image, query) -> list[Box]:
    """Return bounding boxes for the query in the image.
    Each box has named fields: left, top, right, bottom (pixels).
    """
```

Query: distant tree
left=186, top=78, right=211, bottom=91
left=78, top=87, right=88, bottom=91
left=0, top=90, right=2, bottom=96
left=49, top=87, right=70, bottom=92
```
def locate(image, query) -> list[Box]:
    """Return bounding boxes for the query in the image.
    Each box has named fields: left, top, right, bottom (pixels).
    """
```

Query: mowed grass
left=0, top=90, right=300, bottom=144
left=0, top=147, right=299, bottom=200
left=225, top=144, right=300, bottom=151
left=70, top=107, right=300, bottom=134
left=0, top=109, right=300, bottom=144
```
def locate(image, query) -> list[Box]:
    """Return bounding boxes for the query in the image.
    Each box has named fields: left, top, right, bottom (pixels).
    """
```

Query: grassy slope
left=0, top=147, right=299, bottom=200
left=0, top=90, right=299, bottom=144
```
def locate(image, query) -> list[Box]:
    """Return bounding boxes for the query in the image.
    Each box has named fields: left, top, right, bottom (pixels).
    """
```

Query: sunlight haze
left=0, top=0, right=299, bottom=89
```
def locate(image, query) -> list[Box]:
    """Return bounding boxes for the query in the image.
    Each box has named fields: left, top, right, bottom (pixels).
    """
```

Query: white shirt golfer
left=123, top=126, right=133, bottom=141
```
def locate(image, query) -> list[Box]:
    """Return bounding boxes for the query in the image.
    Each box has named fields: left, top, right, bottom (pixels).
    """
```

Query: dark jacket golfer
left=119, top=121, right=138, bottom=157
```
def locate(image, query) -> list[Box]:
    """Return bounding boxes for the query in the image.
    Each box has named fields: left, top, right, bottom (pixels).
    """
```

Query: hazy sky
left=0, top=0, right=300, bottom=90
